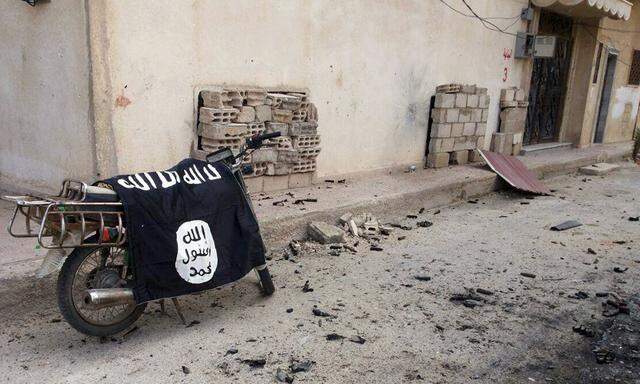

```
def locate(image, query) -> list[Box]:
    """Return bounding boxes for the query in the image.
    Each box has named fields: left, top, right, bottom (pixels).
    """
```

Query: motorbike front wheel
left=57, top=242, right=146, bottom=337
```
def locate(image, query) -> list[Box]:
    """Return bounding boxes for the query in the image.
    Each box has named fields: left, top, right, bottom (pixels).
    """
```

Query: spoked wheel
left=57, top=242, right=146, bottom=337
left=256, top=266, right=275, bottom=296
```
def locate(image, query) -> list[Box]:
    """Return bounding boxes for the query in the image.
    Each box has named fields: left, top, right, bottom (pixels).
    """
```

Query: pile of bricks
left=490, top=87, right=529, bottom=156
left=192, top=86, right=320, bottom=192
left=426, top=84, right=490, bottom=168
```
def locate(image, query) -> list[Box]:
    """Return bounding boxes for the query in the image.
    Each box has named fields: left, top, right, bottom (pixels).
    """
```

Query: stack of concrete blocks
left=426, top=84, right=490, bottom=168
left=490, top=87, right=529, bottom=156
left=193, top=86, right=320, bottom=192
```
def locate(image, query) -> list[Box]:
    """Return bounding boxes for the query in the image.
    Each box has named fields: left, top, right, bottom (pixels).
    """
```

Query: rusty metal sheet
left=479, top=150, right=551, bottom=195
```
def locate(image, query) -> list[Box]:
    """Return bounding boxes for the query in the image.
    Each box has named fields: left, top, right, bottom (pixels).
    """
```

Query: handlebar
left=246, top=131, right=282, bottom=149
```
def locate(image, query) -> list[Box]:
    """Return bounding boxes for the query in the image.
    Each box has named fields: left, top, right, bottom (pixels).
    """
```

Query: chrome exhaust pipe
left=83, top=288, right=135, bottom=310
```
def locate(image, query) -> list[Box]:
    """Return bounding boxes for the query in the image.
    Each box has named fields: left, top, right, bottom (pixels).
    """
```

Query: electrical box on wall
left=514, top=32, right=534, bottom=59
left=533, top=36, right=557, bottom=58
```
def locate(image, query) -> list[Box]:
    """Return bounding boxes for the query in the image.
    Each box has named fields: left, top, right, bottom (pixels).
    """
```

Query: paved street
left=0, top=163, right=638, bottom=383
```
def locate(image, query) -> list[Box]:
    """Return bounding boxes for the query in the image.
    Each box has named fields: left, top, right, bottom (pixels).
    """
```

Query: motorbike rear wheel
left=57, top=241, right=146, bottom=337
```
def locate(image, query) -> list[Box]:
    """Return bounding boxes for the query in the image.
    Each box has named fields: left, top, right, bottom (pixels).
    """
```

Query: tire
left=257, top=266, right=275, bottom=296
left=57, top=244, right=147, bottom=337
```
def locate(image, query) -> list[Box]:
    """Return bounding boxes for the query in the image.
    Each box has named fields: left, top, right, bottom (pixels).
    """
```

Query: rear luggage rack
left=2, top=180, right=126, bottom=249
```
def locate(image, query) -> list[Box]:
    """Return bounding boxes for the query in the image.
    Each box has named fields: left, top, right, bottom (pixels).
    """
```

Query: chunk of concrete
left=308, top=222, right=345, bottom=244
left=579, top=163, right=620, bottom=175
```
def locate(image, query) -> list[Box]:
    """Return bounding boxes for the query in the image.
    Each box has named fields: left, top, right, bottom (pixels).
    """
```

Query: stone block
left=278, top=149, right=301, bottom=163
left=201, top=88, right=231, bottom=108
left=451, top=150, right=468, bottom=165
left=431, top=123, right=452, bottom=138
left=429, top=137, right=455, bottom=153
left=434, top=93, right=456, bottom=108
left=512, top=142, right=523, bottom=156
left=478, top=94, right=490, bottom=108
left=289, top=172, right=314, bottom=188
left=463, top=123, right=476, bottom=136
left=500, top=119, right=525, bottom=134
left=476, top=135, right=485, bottom=150
left=467, top=94, right=479, bottom=108
left=458, top=108, right=472, bottom=123
left=272, top=109, right=293, bottom=123
left=198, top=122, right=248, bottom=140
left=255, top=105, right=272, bottom=122
left=235, top=106, right=255, bottom=123
left=500, top=107, right=527, bottom=122
left=262, top=175, right=289, bottom=192
left=426, top=152, right=450, bottom=168
left=515, top=89, right=526, bottom=102
left=481, top=109, right=489, bottom=123
left=491, top=133, right=507, bottom=153
left=471, top=109, right=482, bottom=123
left=243, top=176, right=264, bottom=193
left=455, top=93, right=467, bottom=108
left=461, top=84, right=477, bottom=94
left=451, top=123, right=464, bottom=137
left=431, top=108, right=447, bottom=123
left=513, top=132, right=523, bottom=145
left=453, top=137, right=468, bottom=151
left=475, top=123, right=486, bottom=136
left=468, top=149, right=484, bottom=163
left=502, top=134, right=514, bottom=155
left=308, top=221, right=345, bottom=244
left=500, top=88, right=515, bottom=102
left=446, top=108, right=460, bottom=123
left=579, top=163, right=621, bottom=175
left=476, top=87, right=488, bottom=95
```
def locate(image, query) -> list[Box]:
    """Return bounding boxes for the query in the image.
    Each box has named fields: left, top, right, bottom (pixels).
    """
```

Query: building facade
left=1, top=0, right=638, bottom=192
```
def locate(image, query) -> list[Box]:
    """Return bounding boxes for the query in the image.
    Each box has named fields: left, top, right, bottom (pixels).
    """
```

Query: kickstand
left=159, top=299, right=167, bottom=315
left=171, top=298, right=187, bottom=325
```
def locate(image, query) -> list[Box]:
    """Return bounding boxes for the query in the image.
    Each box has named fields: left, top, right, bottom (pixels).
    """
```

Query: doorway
left=593, top=51, right=618, bottom=143
left=524, top=11, right=574, bottom=145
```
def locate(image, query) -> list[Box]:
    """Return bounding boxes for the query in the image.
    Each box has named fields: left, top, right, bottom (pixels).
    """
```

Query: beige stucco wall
left=0, top=0, right=95, bottom=193
left=89, top=0, right=530, bottom=178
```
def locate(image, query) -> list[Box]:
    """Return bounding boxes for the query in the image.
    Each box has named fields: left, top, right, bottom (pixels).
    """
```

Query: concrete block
left=306, top=103, right=318, bottom=122
left=255, top=105, right=272, bottom=122
left=434, top=93, right=456, bottom=108
left=266, top=162, right=292, bottom=176
left=199, top=108, right=239, bottom=124
left=455, top=93, right=467, bottom=108
left=292, top=110, right=307, bottom=122
left=476, top=87, right=488, bottom=95
left=481, top=109, right=489, bottom=123
left=436, top=83, right=462, bottom=93
left=265, top=122, right=288, bottom=134
left=429, top=138, right=455, bottom=153
left=251, top=147, right=279, bottom=163
left=478, top=94, right=490, bottom=108
left=201, top=88, right=231, bottom=108
left=475, top=123, right=486, bottom=136
left=272, top=109, right=293, bottom=123
left=431, top=123, right=452, bottom=138
left=431, top=108, right=447, bottom=123
left=446, top=108, right=460, bottom=123
left=467, top=94, right=479, bottom=108
left=502, top=134, right=514, bottom=155
left=245, top=88, right=267, bottom=106
left=289, top=122, right=318, bottom=136
left=512, top=142, right=523, bottom=156
left=500, top=88, right=515, bottom=102
left=243, top=175, right=264, bottom=193
left=451, top=150, right=468, bottom=165
left=453, top=137, right=468, bottom=151
left=461, top=84, right=477, bottom=94
left=292, top=135, right=320, bottom=149
left=491, top=133, right=507, bottom=153
left=515, top=89, right=526, bottom=102
left=500, top=100, right=518, bottom=108
left=292, top=159, right=317, bottom=173
left=198, top=123, right=248, bottom=140
left=426, top=152, right=450, bottom=168
left=463, top=123, right=476, bottom=136
left=513, top=132, right=523, bottom=145
left=308, top=222, right=345, bottom=244
left=246, top=122, right=266, bottom=137
left=278, top=149, right=301, bottom=163
left=579, top=163, right=621, bottom=175
left=451, top=123, right=464, bottom=137
left=289, top=172, right=314, bottom=188
left=471, top=109, right=482, bottom=123
left=500, top=107, right=527, bottom=122
left=226, top=90, right=244, bottom=107
left=297, top=146, right=321, bottom=158
left=458, top=108, right=472, bottom=123
left=235, top=106, right=255, bottom=123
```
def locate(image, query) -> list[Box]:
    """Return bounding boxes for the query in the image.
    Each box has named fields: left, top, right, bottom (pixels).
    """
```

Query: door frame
left=591, top=47, right=619, bottom=144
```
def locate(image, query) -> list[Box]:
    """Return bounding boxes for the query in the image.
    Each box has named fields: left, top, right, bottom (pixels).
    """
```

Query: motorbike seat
left=84, top=186, right=120, bottom=203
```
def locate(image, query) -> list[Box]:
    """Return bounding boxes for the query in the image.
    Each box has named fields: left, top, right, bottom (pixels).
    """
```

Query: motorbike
left=2, top=131, right=281, bottom=337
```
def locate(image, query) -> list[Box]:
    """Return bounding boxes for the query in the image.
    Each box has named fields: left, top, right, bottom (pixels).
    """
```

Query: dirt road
left=0, top=164, right=638, bottom=383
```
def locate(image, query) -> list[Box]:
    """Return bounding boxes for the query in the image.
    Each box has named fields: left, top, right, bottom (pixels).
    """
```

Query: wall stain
left=115, top=93, right=131, bottom=108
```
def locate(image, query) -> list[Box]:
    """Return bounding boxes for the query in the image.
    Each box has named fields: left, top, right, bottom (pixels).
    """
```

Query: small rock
left=181, top=366, right=190, bottom=374
left=290, top=359, right=314, bottom=373
left=225, top=347, right=238, bottom=356
left=414, top=275, right=431, bottom=282
left=587, top=248, right=597, bottom=255
left=370, top=246, right=383, bottom=252
left=349, top=335, right=366, bottom=344
left=520, top=272, right=536, bottom=278
left=572, top=325, right=594, bottom=338
left=276, top=368, right=294, bottom=383
left=463, top=299, right=483, bottom=308
left=326, top=333, right=345, bottom=341
left=416, top=221, right=433, bottom=228
left=302, top=280, right=314, bottom=293
left=629, top=216, right=639, bottom=222
left=613, top=266, right=628, bottom=273
left=312, top=308, right=332, bottom=317
left=286, top=308, right=293, bottom=313
left=476, top=288, right=493, bottom=296
left=242, top=358, right=266, bottom=369
left=308, top=222, right=345, bottom=244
